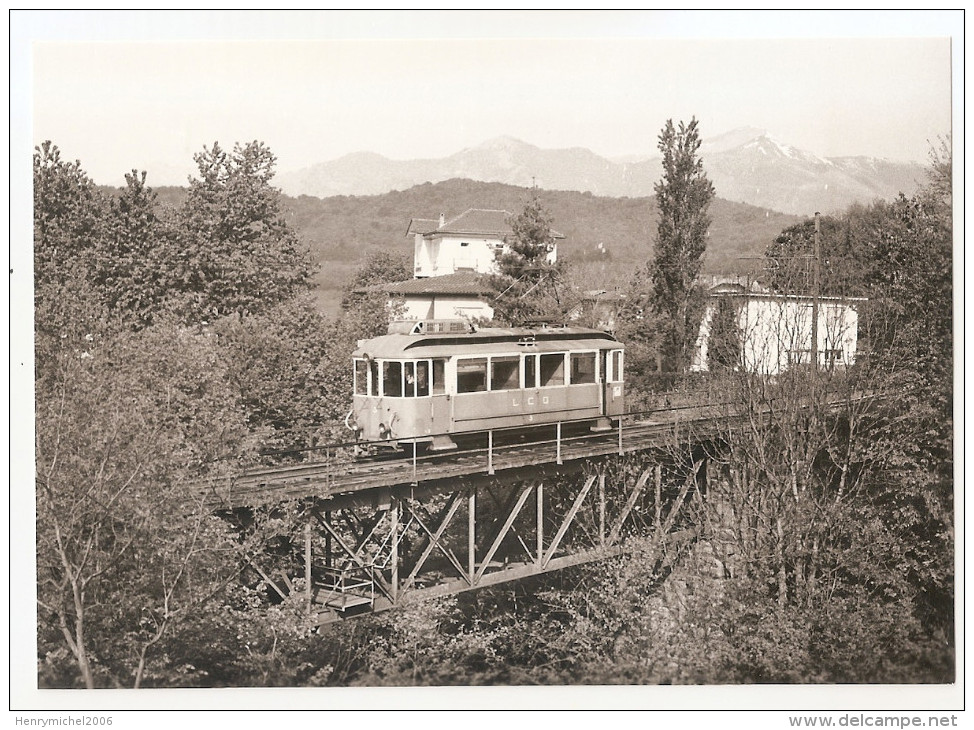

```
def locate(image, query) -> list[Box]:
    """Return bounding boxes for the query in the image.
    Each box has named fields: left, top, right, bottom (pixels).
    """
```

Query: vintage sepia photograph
left=11, top=9, right=962, bottom=717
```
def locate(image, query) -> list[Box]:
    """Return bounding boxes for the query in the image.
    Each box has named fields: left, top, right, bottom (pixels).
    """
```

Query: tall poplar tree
left=649, top=118, right=715, bottom=371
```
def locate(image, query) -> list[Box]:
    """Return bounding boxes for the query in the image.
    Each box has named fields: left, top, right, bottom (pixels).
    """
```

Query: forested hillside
left=37, top=139, right=953, bottom=689
left=151, top=179, right=800, bottom=314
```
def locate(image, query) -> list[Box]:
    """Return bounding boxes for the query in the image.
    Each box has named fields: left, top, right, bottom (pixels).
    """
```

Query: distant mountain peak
left=702, top=127, right=769, bottom=154
left=743, top=134, right=832, bottom=166
left=276, top=130, right=924, bottom=216
left=475, top=135, right=535, bottom=152
left=333, top=150, right=392, bottom=163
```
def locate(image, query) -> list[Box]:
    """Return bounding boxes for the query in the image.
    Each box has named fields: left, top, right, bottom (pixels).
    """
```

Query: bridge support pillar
left=468, top=489, right=476, bottom=582
left=536, top=482, right=544, bottom=566
left=305, top=519, right=312, bottom=612
left=390, top=497, right=399, bottom=602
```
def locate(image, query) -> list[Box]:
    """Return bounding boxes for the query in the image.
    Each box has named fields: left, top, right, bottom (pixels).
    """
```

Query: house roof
left=406, top=208, right=565, bottom=240
left=405, top=218, right=440, bottom=237
left=363, top=271, right=496, bottom=297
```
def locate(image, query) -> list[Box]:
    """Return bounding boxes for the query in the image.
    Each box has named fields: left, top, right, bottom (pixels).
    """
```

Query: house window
left=460, top=242, right=469, bottom=247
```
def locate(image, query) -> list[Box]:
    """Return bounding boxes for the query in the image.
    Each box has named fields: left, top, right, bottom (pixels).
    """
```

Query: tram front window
left=382, top=361, right=403, bottom=397
left=354, top=359, right=369, bottom=395
left=416, top=361, right=430, bottom=396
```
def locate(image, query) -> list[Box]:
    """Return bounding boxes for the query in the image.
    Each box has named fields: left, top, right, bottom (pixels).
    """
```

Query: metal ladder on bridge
left=315, top=513, right=416, bottom=612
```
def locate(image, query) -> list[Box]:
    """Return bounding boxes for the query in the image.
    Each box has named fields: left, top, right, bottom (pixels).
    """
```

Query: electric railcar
left=347, top=320, right=625, bottom=451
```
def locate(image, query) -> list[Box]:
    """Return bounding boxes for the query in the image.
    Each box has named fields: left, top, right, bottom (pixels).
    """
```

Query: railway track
left=200, top=401, right=742, bottom=509
left=199, top=391, right=888, bottom=510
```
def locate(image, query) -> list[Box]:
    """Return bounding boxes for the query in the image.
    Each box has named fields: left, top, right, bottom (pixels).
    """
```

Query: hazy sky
left=17, top=10, right=960, bottom=186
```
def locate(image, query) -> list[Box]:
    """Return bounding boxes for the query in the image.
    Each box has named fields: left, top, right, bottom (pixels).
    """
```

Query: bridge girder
left=239, top=452, right=708, bottom=624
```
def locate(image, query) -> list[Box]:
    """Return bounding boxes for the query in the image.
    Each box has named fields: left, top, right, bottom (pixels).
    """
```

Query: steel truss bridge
left=201, top=395, right=866, bottom=624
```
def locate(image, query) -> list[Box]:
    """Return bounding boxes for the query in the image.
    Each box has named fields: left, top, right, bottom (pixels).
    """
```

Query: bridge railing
left=202, top=389, right=887, bottom=505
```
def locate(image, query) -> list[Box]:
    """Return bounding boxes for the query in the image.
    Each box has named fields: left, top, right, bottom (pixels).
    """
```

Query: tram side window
left=524, top=355, right=537, bottom=389
left=382, top=361, right=403, bottom=397
left=540, top=353, right=565, bottom=387
left=491, top=357, right=520, bottom=391
left=354, top=359, right=369, bottom=395
left=610, top=350, right=623, bottom=381
left=432, top=359, right=446, bottom=394
left=570, top=352, right=597, bottom=385
left=457, top=358, right=487, bottom=393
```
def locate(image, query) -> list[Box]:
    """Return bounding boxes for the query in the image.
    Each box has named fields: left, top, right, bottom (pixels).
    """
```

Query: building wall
left=414, top=235, right=433, bottom=277
left=395, top=294, right=494, bottom=322
left=692, top=296, right=860, bottom=375
left=414, top=233, right=558, bottom=277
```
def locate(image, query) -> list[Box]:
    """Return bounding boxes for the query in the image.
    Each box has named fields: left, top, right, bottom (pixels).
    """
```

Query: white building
left=369, top=271, right=496, bottom=323
left=692, top=289, right=865, bottom=376
left=408, top=209, right=563, bottom=278
left=565, top=290, right=626, bottom=333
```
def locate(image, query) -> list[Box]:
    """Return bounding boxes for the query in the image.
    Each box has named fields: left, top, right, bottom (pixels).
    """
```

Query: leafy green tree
left=341, top=250, right=412, bottom=305
left=489, top=194, right=565, bottom=325
left=340, top=250, right=411, bottom=338
left=613, top=270, right=667, bottom=408
left=214, top=294, right=359, bottom=455
left=33, top=142, right=113, bottom=347
left=33, top=142, right=107, bottom=295
left=763, top=213, right=875, bottom=298
left=93, top=170, right=176, bottom=328
left=649, top=118, right=715, bottom=371
left=35, top=323, right=261, bottom=688
left=174, top=141, right=314, bottom=321
left=660, top=142, right=957, bottom=684
left=497, top=194, right=556, bottom=279
left=852, top=159, right=954, bottom=635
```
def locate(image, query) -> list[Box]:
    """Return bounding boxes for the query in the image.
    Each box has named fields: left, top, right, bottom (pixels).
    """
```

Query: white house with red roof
left=361, top=208, right=566, bottom=324
left=407, top=209, right=563, bottom=278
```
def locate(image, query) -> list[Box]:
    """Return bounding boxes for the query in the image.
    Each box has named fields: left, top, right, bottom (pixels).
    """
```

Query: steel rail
left=201, top=391, right=889, bottom=510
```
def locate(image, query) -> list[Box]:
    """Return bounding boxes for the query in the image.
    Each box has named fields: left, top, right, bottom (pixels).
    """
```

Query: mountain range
left=277, top=128, right=927, bottom=216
